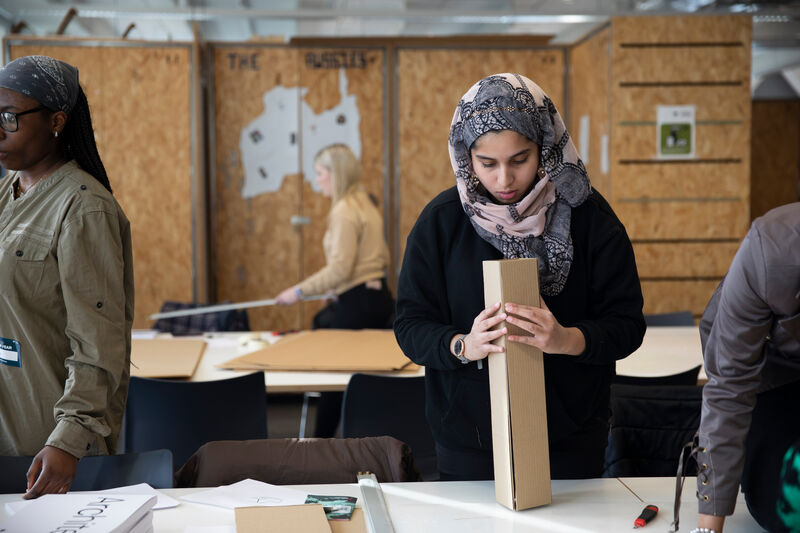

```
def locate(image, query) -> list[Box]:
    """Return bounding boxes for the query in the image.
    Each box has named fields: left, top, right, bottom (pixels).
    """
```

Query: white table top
left=616, top=326, right=705, bottom=381
left=138, top=325, right=704, bottom=393
left=0, top=478, right=760, bottom=532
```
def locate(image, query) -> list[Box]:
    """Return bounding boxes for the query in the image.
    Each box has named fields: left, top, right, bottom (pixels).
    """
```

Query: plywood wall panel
left=211, top=46, right=302, bottom=332
left=615, top=87, right=750, bottom=122
left=616, top=200, right=749, bottom=240
left=569, top=27, right=611, bottom=195
left=641, top=280, right=720, bottom=316
left=633, top=242, right=739, bottom=278
left=9, top=41, right=196, bottom=329
left=614, top=164, right=747, bottom=199
left=297, top=47, right=386, bottom=329
left=396, top=48, right=564, bottom=262
left=613, top=124, right=751, bottom=160
left=610, top=15, right=751, bottom=316
left=615, top=47, right=749, bottom=83
left=612, top=15, right=751, bottom=43
left=750, top=100, right=800, bottom=220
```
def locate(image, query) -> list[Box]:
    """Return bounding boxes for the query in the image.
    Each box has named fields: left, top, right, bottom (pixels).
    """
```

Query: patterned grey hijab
left=449, top=73, right=591, bottom=295
left=0, top=55, right=80, bottom=113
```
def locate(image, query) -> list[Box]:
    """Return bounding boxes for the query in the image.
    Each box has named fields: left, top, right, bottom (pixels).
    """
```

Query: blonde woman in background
left=275, top=143, right=394, bottom=436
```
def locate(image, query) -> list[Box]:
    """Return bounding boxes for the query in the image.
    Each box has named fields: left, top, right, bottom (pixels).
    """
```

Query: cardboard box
left=483, top=258, right=551, bottom=511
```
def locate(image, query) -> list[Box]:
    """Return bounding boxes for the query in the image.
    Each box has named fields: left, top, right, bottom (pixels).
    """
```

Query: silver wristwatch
left=453, top=334, right=469, bottom=364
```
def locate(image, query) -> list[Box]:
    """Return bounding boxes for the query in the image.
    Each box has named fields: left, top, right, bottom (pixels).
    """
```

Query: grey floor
left=267, top=393, right=339, bottom=439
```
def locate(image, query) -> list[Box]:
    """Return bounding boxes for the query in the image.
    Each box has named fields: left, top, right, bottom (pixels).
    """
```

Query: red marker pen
left=633, top=504, right=658, bottom=528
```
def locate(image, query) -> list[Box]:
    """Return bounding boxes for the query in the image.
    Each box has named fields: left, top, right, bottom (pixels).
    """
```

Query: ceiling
left=2, top=0, right=800, bottom=97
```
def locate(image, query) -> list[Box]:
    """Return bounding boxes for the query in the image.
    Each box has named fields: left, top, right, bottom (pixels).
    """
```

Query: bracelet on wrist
left=689, top=528, right=717, bottom=533
left=294, top=287, right=303, bottom=298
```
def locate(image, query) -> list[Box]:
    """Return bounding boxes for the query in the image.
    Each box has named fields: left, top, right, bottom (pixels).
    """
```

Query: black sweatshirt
left=394, top=186, right=646, bottom=456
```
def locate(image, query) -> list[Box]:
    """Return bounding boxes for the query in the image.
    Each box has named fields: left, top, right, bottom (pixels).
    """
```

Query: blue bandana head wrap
left=0, top=55, right=80, bottom=113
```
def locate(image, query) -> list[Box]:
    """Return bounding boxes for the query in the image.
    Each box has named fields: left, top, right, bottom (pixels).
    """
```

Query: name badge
left=0, top=336, right=21, bottom=367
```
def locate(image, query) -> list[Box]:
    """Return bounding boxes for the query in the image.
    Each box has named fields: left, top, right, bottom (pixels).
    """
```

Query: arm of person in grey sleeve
left=696, top=222, right=773, bottom=529
left=27, top=208, right=130, bottom=497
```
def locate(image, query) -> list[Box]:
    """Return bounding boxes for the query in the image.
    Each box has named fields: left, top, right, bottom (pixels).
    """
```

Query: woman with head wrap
left=394, top=73, right=645, bottom=480
left=0, top=56, right=133, bottom=497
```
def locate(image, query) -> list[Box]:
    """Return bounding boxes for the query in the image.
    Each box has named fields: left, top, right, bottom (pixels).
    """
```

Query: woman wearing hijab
left=0, top=56, right=133, bottom=497
left=394, top=73, right=646, bottom=480
left=275, top=143, right=393, bottom=438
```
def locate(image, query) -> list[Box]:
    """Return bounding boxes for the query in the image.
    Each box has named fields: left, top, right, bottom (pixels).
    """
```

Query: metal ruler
left=357, top=472, right=395, bottom=533
left=147, top=294, right=329, bottom=320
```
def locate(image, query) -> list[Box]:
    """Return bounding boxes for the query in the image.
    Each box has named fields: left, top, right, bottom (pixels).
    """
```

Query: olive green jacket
left=0, top=161, right=133, bottom=458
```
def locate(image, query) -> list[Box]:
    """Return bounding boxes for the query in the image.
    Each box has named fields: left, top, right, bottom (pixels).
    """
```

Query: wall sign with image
left=657, top=105, right=695, bottom=159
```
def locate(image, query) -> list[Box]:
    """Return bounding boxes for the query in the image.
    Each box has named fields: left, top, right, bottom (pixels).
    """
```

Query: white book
left=5, top=484, right=178, bottom=515
left=128, top=509, right=154, bottom=533
left=0, top=493, right=156, bottom=533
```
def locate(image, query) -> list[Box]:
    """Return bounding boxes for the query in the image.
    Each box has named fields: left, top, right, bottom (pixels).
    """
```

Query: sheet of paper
left=180, top=479, right=308, bottom=510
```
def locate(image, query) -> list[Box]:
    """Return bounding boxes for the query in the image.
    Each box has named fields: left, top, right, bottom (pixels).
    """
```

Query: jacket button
left=15, top=250, right=23, bottom=257
left=703, top=495, right=709, bottom=501
left=96, top=302, right=103, bottom=309
left=80, top=185, right=87, bottom=190
left=702, top=479, right=709, bottom=485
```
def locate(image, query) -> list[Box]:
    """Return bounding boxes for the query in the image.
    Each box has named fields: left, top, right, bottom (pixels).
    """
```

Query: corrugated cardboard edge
left=483, top=258, right=551, bottom=511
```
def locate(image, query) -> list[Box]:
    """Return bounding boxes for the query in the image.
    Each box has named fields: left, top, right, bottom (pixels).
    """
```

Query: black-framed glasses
left=0, top=105, right=47, bottom=133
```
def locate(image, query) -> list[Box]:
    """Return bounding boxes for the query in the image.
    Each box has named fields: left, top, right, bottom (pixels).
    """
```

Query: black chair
left=341, top=374, right=438, bottom=480
left=0, top=449, right=173, bottom=494
left=153, top=300, right=250, bottom=336
left=72, top=449, right=173, bottom=490
left=644, top=310, right=695, bottom=327
left=603, top=383, right=703, bottom=477
left=125, top=372, right=267, bottom=470
left=613, top=364, right=702, bottom=386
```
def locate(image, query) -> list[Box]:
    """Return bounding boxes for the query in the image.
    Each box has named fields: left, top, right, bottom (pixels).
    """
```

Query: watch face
left=454, top=339, right=463, bottom=356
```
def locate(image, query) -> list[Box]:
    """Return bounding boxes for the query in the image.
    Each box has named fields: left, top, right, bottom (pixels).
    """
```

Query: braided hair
left=61, top=87, right=112, bottom=193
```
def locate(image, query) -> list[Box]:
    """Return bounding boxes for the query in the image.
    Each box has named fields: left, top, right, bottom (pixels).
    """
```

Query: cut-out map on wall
left=239, top=68, right=361, bottom=198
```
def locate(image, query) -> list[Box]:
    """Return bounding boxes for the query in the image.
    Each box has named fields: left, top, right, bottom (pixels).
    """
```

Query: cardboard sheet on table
left=235, top=505, right=330, bottom=533
left=234, top=505, right=366, bottom=533
left=130, top=338, right=206, bottom=378
left=216, top=330, right=415, bottom=372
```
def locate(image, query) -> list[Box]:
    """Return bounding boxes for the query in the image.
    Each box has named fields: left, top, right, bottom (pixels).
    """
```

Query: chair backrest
left=174, top=436, right=421, bottom=487
left=71, top=449, right=174, bottom=490
left=613, top=365, right=701, bottom=386
left=644, top=310, right=695, bottom=327
left=0, top=455, right=34, bottom=493
left=0, top=449, right=173, bottom=493
left=340, top=374, right=437, bottom=480
left=125, top=372, right=267, bottom=469
left=153, top=300, right=250, bottom=336
left=603, top=383, right=703, bottom=477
